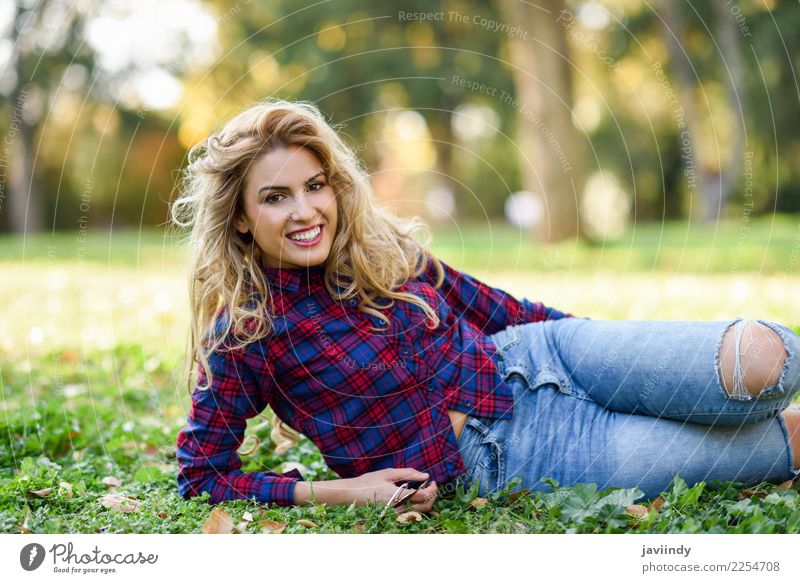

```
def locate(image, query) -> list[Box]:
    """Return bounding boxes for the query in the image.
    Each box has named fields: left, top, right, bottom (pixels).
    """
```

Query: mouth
left=285, top=224, right=323, bottom=247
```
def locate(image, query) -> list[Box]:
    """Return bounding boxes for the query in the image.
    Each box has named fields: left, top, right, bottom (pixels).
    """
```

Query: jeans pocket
left=458, top=416, right=505, bottom=495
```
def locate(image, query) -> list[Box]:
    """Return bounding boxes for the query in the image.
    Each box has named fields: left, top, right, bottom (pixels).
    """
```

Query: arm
left=175, top=346, right=302, bottom=506
left=420, top=254, right=576, bottom=336
left=176, top=344, right=441, bottom=510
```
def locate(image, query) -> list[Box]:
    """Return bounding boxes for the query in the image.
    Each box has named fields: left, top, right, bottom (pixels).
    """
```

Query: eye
left=308, top=181, right=325, bottom=192
left=264, top=193, right=285, bottom=204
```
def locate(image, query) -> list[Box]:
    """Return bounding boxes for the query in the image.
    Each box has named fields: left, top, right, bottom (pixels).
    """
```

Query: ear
left=233, top=214, right=249, bottom=235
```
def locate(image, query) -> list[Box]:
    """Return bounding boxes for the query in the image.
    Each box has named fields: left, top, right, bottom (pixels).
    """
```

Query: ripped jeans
left=456, top=317, right=800, bottom=502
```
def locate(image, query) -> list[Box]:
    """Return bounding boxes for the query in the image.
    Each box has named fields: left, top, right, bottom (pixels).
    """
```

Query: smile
left=286, top=225, right=323, bottom=246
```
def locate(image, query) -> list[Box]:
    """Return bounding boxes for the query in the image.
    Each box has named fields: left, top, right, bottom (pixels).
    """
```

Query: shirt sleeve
left=175, top=344, right=302, bottom=506
left=420, top=254, right=577, bottom=336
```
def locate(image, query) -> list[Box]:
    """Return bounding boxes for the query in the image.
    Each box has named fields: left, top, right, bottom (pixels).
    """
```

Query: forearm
left=292, top=477, right=361, bottom=506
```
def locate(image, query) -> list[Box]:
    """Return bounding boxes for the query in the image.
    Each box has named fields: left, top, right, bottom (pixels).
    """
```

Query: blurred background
left=0, top=0, right=798, bottom=352
left=1, top=1, right=800, bottom=532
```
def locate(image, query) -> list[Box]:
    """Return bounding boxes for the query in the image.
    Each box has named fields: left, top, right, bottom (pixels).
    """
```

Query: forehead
left=245, top=145, right=324, bottom=191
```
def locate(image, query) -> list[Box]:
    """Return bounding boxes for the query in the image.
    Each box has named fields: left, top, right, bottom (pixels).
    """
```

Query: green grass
left=2, top=216, right=800, bottom=533
left=4, top=342, right=800, bottom=534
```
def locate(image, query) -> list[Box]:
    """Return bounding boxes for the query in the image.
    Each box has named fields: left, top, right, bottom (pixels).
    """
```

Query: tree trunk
left=500, top=0, right=585, bottom=243
left=659, top=0, right=742, bottom=224
left=6, top=1, right=43, bottom=234
left=711, top=0, right=747, bottom=222
left=8, top=84, right=42, bottom=234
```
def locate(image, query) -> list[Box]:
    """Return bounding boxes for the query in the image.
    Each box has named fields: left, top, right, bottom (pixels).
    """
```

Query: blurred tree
left=500, top=0, right=586, bottom=242
left=1, top=0, right=97, bottom=234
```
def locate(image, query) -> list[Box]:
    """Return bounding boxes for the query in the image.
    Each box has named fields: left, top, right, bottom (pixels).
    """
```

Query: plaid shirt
left=176, top=255, right=574, bottom=506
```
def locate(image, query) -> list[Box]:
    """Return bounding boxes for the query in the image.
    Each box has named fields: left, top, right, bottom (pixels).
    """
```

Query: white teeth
left=287, top=226, right=321, bottom=241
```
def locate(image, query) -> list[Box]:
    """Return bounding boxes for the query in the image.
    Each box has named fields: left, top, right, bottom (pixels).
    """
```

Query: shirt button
left=400, top=347, right=410, bottom=356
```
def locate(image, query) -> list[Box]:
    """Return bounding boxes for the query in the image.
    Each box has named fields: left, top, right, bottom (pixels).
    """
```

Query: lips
left=285, top=224, right=323, bottom=245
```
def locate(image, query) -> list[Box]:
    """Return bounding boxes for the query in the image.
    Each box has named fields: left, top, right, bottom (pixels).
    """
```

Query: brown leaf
left=157, top=512, right=169, bottom=519
left=354, top=523, right=365, bottom=533
left=259, top=520, right=287, bottom=534
left=737, top=489, right=767, bottom=499
left=470, top=497, right=488, bottom=509
left=296, top=519, right=318, bottom=529
left=396, top=511, right=423, bottom=524
left=101, top=476, right=123, bottom=488
left=625, top=504, right=649, bottom=519
left=648, top=497, right=665, bottom=511
left=99, top=493, right=141, bottom=513
left=508, top=488, right=531, bottom=503
left=30, top=488, right=53, bottom=498
left=778, top=479, right=795, bottom=489
left=59, top=482, right=73, bottom=499
left=202, top=508, right=233, bottom=534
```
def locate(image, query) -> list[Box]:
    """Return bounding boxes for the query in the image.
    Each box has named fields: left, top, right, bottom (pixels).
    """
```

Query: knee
left=717, top=319, right=788, bottom=400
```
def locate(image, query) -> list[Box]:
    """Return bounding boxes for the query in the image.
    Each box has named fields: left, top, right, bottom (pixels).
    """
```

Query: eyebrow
left=257, top=170, right=326, bottom=195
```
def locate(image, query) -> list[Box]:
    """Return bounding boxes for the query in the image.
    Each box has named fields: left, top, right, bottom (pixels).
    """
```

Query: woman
left=171, top=98, right=800, bottom=514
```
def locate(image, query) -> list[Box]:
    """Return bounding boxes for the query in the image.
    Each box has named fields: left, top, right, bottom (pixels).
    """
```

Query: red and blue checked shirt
left=176, top=255, right=575, bottom=506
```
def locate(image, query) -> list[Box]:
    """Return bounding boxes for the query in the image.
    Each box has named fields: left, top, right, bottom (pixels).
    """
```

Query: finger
left=409, top=481, right=438, bottom=503
left=388, top=468, right=430, bottom=482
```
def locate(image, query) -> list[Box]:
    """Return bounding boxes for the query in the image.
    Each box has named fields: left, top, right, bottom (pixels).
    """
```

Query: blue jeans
left=456, top=317, right=800, bottom=502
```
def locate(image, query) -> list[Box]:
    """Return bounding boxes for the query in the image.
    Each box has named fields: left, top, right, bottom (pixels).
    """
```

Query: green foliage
left=3, top=346, right=800, bottom=533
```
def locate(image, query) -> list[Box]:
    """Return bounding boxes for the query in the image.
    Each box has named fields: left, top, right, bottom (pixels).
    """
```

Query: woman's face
left=235, top=145, right=337, bottom=269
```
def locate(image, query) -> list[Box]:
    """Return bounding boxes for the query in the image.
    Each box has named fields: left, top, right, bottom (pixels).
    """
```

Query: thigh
left=498, top=381, right=797, bottom=502
left=533, top=317, right=797, bottom=425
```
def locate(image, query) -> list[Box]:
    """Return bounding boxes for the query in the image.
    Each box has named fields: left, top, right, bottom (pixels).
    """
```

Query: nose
left=288, top=192, right=317, bottom=223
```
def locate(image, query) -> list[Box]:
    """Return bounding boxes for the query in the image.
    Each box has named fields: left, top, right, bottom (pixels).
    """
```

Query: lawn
left=2, top=216, right=800, bottom=533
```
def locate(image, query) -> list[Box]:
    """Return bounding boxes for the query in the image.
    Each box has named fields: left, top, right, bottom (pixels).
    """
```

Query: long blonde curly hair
left=170, top=98, right=444, bottom=454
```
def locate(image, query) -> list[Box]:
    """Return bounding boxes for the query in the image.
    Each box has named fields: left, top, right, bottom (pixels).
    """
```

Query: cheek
left=251, top=209, right=285, bottom=237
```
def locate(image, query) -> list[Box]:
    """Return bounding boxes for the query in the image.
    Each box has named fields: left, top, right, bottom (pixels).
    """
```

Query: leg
left=543, top=317, right=800, bottom=426
left=496, top=377, right=800, bottom=502
left=718, top=319, right=786, bottom=399
left=781, top=407, right=800, bottom=472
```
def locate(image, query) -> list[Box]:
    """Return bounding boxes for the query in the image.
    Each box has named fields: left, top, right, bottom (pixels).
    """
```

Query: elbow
left=176, top=467, right=219, bottom=505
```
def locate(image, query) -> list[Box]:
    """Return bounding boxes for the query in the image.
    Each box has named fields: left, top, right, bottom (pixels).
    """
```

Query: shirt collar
left=262, top=263, right=326, bottom=293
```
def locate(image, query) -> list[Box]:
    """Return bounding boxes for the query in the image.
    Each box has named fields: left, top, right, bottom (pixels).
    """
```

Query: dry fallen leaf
left=470, top=497, right=488, bottom=509
left=259, top=520, right=287, bottom=534
left=396, top=511, right=423, bottom=524
left=296, top=519, right=318, bottom=529
left=99, top=493, right=141, bottom=513
left=626, top=504, right=649, bottom=519
left=30, top=488, right=53, bottom=498
left=648, top=497, right=665, bottom=511
left=737, top=489, right=767, bottom=500
left=778, top=479, right=795, bottom=489
left=101, top=476, right=123, bottom=488
left=354, top=524, right=365, bottom=533
left=508, top=488, right=531, bottom=503
left=202, top=508, right=234, bottom=534
left=59, top=482, right=73, bottom=499
left=157, top=512, right=169, bottom=519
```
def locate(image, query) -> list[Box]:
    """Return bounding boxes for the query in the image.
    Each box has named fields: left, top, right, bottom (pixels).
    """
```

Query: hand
left=346, top=468, right=439, bottom=514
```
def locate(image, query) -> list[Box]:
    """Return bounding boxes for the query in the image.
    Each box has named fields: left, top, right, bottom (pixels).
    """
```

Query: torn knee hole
left=717, top=319, right=788, bottom=400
